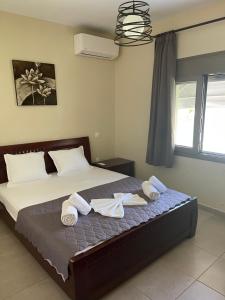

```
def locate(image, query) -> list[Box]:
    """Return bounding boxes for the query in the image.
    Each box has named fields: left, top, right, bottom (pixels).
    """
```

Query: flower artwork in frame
left=12, top=60, right=57, bottom=106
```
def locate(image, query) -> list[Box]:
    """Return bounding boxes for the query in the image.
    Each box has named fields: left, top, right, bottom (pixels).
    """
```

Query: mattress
left=0, top=166, right=127, bottom=221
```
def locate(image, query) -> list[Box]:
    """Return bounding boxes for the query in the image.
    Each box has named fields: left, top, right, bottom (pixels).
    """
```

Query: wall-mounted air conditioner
left=74, top=33, right=119, bottom=61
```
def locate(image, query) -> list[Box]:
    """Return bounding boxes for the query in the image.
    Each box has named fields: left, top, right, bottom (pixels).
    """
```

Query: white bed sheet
left=0, top=166, right=127, bottom=221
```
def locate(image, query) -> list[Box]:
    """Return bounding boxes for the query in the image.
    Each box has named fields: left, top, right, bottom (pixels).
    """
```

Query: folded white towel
left=149, top=176, right=167, bottom=193
left=90, top=198, right=124, bottom=218
left=61, top=200, right=78, bottom=226
left=114, top=193, right=148, bottom=206
left=142, top=181, right=160, bottom=201
left=91, top=193, right=147, bottom=218
left=69, top=192, right=91, bottom=215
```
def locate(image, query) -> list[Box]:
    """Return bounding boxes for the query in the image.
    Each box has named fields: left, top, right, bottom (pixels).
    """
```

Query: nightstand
left=93, top=158, right=135, bottom=177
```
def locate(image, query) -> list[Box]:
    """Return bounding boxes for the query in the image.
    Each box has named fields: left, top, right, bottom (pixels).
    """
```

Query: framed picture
left=12, top=60, right=57, bottom=106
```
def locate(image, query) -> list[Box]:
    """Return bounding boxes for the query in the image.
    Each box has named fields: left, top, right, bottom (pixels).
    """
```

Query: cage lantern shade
left=115, top=1, right=154, bottom=46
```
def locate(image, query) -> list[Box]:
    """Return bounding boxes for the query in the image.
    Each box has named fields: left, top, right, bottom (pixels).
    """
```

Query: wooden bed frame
left=0, top=137, right=198, bottom=300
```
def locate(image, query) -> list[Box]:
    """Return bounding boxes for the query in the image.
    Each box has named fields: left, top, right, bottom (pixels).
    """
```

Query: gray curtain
left=146, top=32, right=177, bottom=167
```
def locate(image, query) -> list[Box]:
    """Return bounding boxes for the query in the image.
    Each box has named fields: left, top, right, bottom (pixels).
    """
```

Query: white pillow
left=49, top=146, right=90, bottom=176
left=4, top=152, right=49, bottom=186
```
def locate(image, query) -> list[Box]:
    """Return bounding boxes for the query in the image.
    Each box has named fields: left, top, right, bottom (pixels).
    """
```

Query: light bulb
left=123, top=15, right=144, bottom=37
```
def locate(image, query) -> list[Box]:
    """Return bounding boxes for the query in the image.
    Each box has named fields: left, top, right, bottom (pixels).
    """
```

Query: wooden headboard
left=0, top=136, right=91, bottom=184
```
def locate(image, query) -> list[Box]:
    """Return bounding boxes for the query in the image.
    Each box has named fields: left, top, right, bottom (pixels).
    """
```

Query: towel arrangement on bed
left=61, top=176, right=167, bottom=225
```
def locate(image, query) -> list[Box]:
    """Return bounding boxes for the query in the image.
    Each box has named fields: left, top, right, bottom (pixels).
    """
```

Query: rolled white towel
left=142, top=181, right=160, bottom=201
left=61, top=200, right=78, bottom=226
left=69, top=192, right=91, bottom=215
left=149, top=176, right=167, bottom=193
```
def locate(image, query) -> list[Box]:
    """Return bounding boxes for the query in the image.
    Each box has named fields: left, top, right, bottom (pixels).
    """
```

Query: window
left=175, top=73, right=225, bottom=163
left=203, top=75, right=225, bottom=154
left=175, top=82, right=197, bottom=147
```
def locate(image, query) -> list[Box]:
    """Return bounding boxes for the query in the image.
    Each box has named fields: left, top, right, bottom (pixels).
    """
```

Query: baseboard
left=198, top=203, right=225, bottom=218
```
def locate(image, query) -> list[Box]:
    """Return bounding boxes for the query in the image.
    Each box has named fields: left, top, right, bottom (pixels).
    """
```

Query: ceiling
left=0, top=0, right=219, bottom=33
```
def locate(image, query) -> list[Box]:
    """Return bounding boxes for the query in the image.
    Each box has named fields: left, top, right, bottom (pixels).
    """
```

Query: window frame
left=175, top=74, right=225, bottom=164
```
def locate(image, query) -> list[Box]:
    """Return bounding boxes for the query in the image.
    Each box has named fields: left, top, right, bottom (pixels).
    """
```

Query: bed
left=0, top=136, right=198, bottom=300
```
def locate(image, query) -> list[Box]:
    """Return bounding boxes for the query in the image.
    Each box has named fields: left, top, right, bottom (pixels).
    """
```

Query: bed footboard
left=69, top=198, right=198, bottom=300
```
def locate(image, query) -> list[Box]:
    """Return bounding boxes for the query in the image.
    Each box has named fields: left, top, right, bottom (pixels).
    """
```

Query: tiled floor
left=0, top=208, right=225, bottom=300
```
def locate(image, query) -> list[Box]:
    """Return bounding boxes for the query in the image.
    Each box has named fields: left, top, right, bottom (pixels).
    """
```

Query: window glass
left=175, top=82, right=197, bottom=147
left=203, top=75, right=225, bottom=154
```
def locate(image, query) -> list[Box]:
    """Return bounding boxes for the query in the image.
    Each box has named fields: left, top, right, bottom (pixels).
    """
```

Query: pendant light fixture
left=115, top=1, right=154, bottom=46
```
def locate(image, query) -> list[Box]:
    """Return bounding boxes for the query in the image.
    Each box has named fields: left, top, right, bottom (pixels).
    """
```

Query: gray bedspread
left=15, top=177, right=190, bottom=280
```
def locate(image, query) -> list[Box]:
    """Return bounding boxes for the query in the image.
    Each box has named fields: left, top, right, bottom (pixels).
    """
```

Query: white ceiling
left=0, top=0, right=219, bottom=33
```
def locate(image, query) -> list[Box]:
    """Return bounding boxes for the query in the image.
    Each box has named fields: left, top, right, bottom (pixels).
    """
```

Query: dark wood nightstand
left=92, top=158, right=135, bottom=177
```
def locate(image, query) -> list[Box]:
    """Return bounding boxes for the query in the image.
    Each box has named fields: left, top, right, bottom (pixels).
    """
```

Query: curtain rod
left=153, top=16, right=225, bottom=38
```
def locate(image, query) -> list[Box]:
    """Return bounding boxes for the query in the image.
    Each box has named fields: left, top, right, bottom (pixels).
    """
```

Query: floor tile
left=0, top=234, right=27, bottom=257
left=128, top=258, right=194, bottom=300
left=102, top=282, right=151, bottom=300
left=197, top=208, right=214, bottom=226
left=192, top=215, right=225, bottom=256
left=161, top=240, right=217, bottom=278
left=3, top=278, right=69, bottom=300
left=0, top=252, right=47, bottom=299
left=177, top=281, right=225, bottom=300
left=199, top=257, right=225, bottom=296
left=0, top=219, right=11, bottom=237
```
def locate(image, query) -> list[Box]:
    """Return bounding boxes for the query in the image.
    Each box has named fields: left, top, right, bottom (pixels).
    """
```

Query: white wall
left=115, top=1, right=225, bottom=213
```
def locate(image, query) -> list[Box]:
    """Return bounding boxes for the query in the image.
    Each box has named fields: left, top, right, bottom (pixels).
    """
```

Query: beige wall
left=115, top=1, right=225, bottom=213
left=0, top=11, right=115, bottom=161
